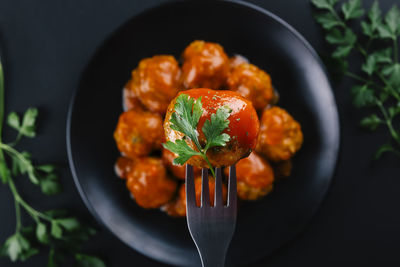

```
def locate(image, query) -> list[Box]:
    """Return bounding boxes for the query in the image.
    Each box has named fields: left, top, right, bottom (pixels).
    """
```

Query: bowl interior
left=67, top=1, right=339, bottom=266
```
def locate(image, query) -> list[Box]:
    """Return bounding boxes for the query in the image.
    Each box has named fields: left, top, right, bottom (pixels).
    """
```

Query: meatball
left=226, top=63, right=274, bottom=112
left=162, top=148, right=201, bottom=180
left=181, top=41, right=229, bottom=90
left=164, top=89, right=259, bottom=168
left=114, top=109, right=164, bottom=158
left=126, top=157, right=177, bottom=209
left=131, top=55, right=181, bottom=115
left=229, top=54, right=248, bottom=69
left=163, top=176, right=228, bottom=217
left=226, top=152, right=274, bottom=200
left=114, top=156, right=134, bottom=179
left=123, top=80, right=146, bottom=112
left=256, top=107, right=303, bottom=162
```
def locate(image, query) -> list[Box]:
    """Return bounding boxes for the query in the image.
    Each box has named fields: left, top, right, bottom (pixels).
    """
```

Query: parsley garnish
left=163, top=94, right=232, bottom=177
left=312, top=0, right=400, bottom=158
left=0, top=61, right=105, bottom=266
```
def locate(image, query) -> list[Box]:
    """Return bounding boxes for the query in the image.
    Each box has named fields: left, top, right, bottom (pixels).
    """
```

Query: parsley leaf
left=75, top=253, right=106, bottom=267
left=163, top=93, right=232, bottom=176
left=351, top=85, right=375, bottom=108
left=342, top=0, right=364, bottom=20
left=382, top=63, right=400, bottom=86
left=360, top=114, right=382, bottom=130
left=314, top=13, right=343, bottom=30
left=169, top=94, right=202, bottom=146
left=385, top=5, right=400, bottom=37
left=0, top=59, right=104, bottom=265
left=202, top=106, right=232, bottom=151
left=311, top=0, right=338, bottom=10
left=163, top=140, right=202, bottom=165
left=312, top=0, right=400, bottom=159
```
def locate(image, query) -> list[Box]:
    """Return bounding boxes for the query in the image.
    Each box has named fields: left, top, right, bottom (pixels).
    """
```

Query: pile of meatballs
left=113, top=40, right=303, bottom=217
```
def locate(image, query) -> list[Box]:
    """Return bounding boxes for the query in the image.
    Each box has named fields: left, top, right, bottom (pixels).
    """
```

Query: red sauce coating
left=126, top=157, right=177, bottom=209
left=227, top=63, right=274, bottom=112
left=256, top=107, right=303, bottom=162
left=164, top=88, right=260, bottom=167
left=181, top=41, right=229, bottom=90
left=114, top=109, right=164, bottom=158
left=131, top=55, right=181, bottom=115
left=123, top=80, right=146, bottom=111
left=114, top=156, right=134, bottom=179
left=225, top=152, right=274, bottom=200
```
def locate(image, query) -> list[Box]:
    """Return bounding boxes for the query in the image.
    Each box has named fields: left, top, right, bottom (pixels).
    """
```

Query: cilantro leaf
left=163, top=140, right=202, bottom=166
left=342, top=0, right=364, bottom=20
left=75, top=253, right=106, bottom=267
left=202, top=106, right=232, bottom=151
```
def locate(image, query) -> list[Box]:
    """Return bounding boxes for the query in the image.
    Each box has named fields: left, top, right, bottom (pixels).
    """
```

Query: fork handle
left=197, top=246, right=228, bottom=267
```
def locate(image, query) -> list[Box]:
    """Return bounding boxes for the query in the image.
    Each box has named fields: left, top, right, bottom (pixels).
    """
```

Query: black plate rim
left=66, top=0, right=341, bottom=265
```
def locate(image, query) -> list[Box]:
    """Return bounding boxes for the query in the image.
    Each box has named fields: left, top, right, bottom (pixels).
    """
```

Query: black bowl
left=67, top=1, right=340, bottom=266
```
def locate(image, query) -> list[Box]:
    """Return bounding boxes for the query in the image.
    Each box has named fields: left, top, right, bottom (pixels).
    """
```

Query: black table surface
left=0, top=0, right=399, bottom=266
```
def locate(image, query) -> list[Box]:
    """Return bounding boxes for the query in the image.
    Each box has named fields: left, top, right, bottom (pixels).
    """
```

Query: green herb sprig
left=312, top=0, right=400, bottom=158
left=0, top=61, right=105, bottom=266
left=163, top=94, right=232, bottom=177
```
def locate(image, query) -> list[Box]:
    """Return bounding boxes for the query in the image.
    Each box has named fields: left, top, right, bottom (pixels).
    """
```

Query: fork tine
left=186, top=164, right=196, bottom=208
left=201, top=168, right=210, bottom=207
left=228, top=164, right=237, bottom=209
left=214, top=167, right=223, bottom=207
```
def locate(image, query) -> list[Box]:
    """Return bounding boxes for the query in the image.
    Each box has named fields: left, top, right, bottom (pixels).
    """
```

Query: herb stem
left=201, top=154, right=216, bottom=178
left=0, top=61, right=9, bottom=184
left=376, top=100, right=400, bottom=145
left=0, top=142, right=35, bottom=174
left=0, top=61, right=4, bottom=137
left=191, top=136, right=217, bottom=178
left=357, top=44, right=367, bottom=57
left=329, top=7, right=346, bottom=27
left=377, top=73, right=400, bottom=102
left=394, top=37, right=398, bottom=62
left=14, top=197, right=21, bottom=232
left=8, top=177, right=51, bottom=222
left=344, top=71, right=369, bottom=83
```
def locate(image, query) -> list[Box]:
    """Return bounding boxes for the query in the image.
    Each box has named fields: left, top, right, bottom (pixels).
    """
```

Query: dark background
left=0, top=0, right=399, bottom=266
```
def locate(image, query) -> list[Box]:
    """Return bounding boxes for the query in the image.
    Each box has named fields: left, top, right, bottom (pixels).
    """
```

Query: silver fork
left=185, top=165, right=237, bottom=267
